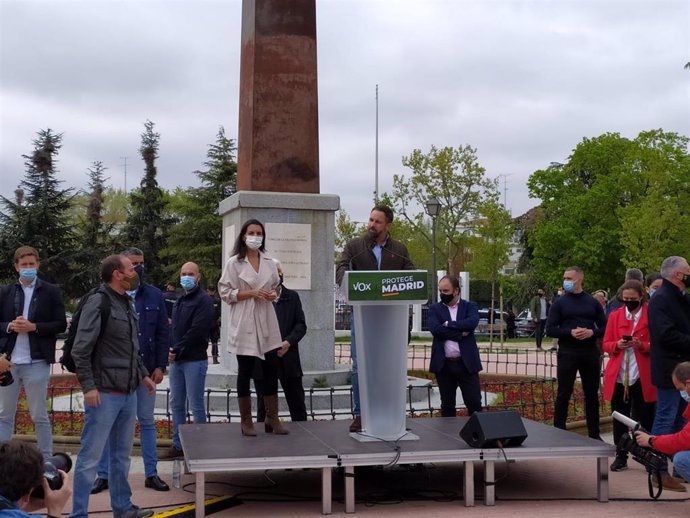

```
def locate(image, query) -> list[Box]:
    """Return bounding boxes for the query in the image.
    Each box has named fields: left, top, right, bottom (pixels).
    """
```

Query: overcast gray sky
left=1, top=0, right=688, bottom=223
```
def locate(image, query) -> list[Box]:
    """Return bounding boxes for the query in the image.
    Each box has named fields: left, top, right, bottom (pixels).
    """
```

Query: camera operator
left=0, top=439, right=71, bottom=518
left=635, top=361, right=690, bottom=484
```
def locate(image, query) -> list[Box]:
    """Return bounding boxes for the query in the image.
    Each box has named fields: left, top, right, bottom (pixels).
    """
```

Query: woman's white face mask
left=245, top=235, right=263, bottom=250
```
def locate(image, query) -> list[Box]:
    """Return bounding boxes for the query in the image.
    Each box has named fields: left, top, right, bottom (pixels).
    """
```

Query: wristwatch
left=648, top=436, right=655, bottom=448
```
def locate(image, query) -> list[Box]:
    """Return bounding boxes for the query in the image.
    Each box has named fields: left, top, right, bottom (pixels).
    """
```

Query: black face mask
left=439, top=293, right=455, bottom=305
left=538, top=293, right=544, bottom=297
left=683, top=274, right=690, bottom=288
left=624, top=300, right=641, bottom=312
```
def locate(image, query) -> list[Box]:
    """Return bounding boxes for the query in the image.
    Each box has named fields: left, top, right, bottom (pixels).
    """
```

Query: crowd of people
left=1, top=205, right=690, bottom=515
left=0, top=237, right=309, bottom=517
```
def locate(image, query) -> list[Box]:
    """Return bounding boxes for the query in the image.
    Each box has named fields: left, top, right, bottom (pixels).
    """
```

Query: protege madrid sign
left=345, top=270, right=428, bottom=303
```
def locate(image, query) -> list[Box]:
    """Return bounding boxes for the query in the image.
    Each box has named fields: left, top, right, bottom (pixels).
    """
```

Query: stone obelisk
left=218, top=0, right=341, bottom=381
left=237, top=0, right=320, bottom=193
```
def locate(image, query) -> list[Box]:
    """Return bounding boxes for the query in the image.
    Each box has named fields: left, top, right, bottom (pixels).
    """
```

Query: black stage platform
left=179, top=417, right=615, bottom=517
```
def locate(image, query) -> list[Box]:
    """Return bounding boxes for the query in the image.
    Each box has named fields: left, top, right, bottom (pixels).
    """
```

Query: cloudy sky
left=1, top=0, right=688, bottom=223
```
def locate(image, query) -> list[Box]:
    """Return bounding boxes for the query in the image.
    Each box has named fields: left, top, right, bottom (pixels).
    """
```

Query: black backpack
left=59, top=287, right=111, bottom=373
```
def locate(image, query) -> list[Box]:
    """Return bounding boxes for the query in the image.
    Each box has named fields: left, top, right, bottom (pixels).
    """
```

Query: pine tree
left=69, top=161, right=113, bottom=294
left=0, top=129, right=74, bottom=289
left=123, top=120, right=169, bottom=286
left=161, top=126, right=237, bottom=285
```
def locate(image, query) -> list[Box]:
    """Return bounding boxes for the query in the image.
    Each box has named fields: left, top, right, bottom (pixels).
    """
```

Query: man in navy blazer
left=0, top=246, right=67, bottom=458
left=428, top=275, right=483, bottom=417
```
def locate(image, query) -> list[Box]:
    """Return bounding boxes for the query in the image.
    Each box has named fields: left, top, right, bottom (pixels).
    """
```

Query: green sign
left=345, top=270, right=428, bottom=302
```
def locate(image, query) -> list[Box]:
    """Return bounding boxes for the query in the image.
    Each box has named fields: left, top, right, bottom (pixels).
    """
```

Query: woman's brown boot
left=238, top=396, right=256, bottom=436
left=263, top=394, right=289, bottom=435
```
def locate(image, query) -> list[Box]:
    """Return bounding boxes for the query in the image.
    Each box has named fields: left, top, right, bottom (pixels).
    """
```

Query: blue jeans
left=651, top=387, right=688, bottom=474
left=70, top=392, right=138, bottom=518
left=0, top=361, right=52, bottom=458
left=97, top=383, right=159, bottom=479
left=350, top=314, right=360, bottom=416
left=672, top=450, right=690, bottom=482
left=169, top=360, right=208, bottom=449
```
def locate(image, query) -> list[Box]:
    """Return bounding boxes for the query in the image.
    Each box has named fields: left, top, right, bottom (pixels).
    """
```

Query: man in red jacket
left=635, top=361, right=690, bottom=484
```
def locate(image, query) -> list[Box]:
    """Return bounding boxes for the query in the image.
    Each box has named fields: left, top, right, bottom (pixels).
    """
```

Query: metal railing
left=16, top=347, right=610, bottom=440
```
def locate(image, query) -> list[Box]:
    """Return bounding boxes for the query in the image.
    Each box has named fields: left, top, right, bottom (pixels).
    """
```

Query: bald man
left=160, top=262, right=215, bottom=460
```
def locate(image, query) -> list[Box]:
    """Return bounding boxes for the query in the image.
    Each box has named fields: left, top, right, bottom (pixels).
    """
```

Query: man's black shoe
left=114, top=506, right=154, bottom=518
left=610, top=457, right=628, bottom=472
left=145, top=475, right=170, bottom=491
left=91, top=477, right=109, bottom=494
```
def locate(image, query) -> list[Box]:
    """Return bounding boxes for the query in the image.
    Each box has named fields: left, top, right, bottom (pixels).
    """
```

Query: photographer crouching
left=0, top=440, right=71, bottom=518
left=635, top=362, right=690, bottom=484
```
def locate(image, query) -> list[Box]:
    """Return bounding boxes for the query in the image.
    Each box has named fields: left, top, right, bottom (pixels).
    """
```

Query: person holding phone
left=602, top=279, right=656, bottom=472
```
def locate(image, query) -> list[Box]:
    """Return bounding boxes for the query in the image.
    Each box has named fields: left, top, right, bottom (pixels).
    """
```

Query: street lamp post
left=425, top=197, right=442, bottom=303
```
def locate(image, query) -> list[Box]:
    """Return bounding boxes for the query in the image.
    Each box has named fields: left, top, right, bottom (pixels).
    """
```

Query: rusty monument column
left=237, top=0, right=320, bottom=193
left=218, top=0, right=342, bottom=388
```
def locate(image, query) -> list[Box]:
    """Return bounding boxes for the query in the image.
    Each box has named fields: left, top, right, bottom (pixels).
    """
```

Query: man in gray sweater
left=69, top=255, right=155, bottom=518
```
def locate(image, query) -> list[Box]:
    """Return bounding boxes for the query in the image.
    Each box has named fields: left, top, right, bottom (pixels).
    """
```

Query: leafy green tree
left=528, top=130, right=690, bottom=291
left=467, top=200, right=513, bottom=347
left=0, top=129, right=75, bottom=290
left=387, top=145, right=499, bottom=275
left=123, top=120, right=169, bottom=286
left=161, top=127, right=237, bottom=286
left=334, top=209, right=361, bottom=256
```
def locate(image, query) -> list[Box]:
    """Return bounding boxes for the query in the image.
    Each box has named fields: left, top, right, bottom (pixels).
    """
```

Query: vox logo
left=352, top=281, right=372, bottom=292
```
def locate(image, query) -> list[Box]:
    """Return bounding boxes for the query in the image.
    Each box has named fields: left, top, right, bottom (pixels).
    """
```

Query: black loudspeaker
left=459, top=411, right=528, bottom=448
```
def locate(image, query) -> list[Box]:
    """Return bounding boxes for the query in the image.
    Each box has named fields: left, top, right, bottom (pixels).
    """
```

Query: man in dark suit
left=0, top=246, right=67, bottom=458
left=428, top=275, right=482, bottom=417
left=256, top=261, right=308, bottom=422
left=648, top=255, right=690, bottom=491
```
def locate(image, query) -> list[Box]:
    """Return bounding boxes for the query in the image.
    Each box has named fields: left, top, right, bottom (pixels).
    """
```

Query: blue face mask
left=180, top=276, right=197, bottom=291
left=134, top=264, right=145, bottom=280
left=563, top=280, right=575, bottom=293
left=19, top=268, right=38, bottom=281
left=648, top=289, right=656, bottom=298
left=680, top=390, right=690, bottom=403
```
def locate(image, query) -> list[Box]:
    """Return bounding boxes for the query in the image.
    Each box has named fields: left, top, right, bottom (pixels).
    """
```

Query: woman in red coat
left=602, top=279, right=656, bottom=472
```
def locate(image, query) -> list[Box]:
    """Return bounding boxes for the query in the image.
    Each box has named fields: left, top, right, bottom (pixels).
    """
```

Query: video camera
left=32, top=453, right=72, bottom=499
left=611, top=411, right=666, bottom=472
left=612, top=411, right=667, bottom=498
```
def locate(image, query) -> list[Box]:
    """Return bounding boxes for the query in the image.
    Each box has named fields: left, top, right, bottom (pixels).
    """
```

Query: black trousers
left=535, top=319, right=546, bottom=348
left=554, top=347, right=601, bottom=438
left=610, top=380, right=655, bottom=457
left=255, top=376, right=307, bottom=422
left=237, top=353, right=279, bottom=397
left=436, top=360, right=482, bottom=417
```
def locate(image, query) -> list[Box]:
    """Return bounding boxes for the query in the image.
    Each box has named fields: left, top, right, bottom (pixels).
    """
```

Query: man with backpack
left=91, top=248, right=170, bottom=494
left=69, top=255, right=155, bottom=518
left=0, top=246, right=67, bottom=459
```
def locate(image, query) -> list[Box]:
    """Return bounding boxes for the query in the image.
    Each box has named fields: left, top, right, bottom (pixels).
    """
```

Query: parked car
left=515, top=309, right=537, bottom=338
left=476, top=309, right=507, bottom=335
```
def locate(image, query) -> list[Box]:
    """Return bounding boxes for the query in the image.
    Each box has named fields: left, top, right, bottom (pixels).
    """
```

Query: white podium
left=343, top=270, right=428, bottom=441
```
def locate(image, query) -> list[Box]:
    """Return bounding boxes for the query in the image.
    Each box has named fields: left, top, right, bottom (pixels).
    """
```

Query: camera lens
left=32, top=453, right=72, bottom=498
left=0, top=370, right=13, bottom=387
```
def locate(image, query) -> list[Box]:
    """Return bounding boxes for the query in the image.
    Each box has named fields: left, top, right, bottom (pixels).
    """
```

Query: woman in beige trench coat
left=218, top=218, right=288, bottom=436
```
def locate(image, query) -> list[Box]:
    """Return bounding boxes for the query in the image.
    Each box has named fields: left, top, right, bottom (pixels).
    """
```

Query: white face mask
left=245, top=235, right=263, bottom=250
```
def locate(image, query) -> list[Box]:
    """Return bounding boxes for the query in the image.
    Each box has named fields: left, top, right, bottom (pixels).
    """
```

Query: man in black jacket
left=648, top=255, right=690, bottom=491
left=0, top=246, right=66, bottom=459
left=255, top=261, right=308, bottom=422
left=546, top=266, right=606, bottom=439
left=335, top=205, right=415, bottom=432
left=161, top=262, right=214, bottom=460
